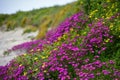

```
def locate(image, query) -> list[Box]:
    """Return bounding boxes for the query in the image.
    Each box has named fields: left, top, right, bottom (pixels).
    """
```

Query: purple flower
left=109, top=60, right=115, bottom=64
left=102, top=70, right=110, bottom=75
left=88, top=73, right=95, bottom=78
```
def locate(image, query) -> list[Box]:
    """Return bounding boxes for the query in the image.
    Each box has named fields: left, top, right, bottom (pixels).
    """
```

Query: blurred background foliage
left=0, top=0, right=120, bottom=39
left=0, top=1, right=80, bottom=39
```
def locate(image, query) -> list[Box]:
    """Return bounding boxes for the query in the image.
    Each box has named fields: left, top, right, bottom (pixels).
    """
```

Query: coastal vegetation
left=0, top=0, right=120, bottom=80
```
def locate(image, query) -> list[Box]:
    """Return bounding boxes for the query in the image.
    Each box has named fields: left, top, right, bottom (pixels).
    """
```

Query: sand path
left=0, top=28, right=38, bottom=66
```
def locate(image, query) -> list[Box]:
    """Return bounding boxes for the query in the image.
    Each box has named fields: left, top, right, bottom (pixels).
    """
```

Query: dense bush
left=0, top=0, right=120, bottom=80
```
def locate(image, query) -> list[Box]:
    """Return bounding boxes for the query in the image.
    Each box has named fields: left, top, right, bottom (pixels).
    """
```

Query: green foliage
left=23, top=25, right=37, bottom=34
left=36, top=15, right=52, bottom=39
left=0, top=14, right=9, bottom=26
left=114, top=50, right=120, bottom=69
left=1, top=0, right=120, bottom=79
left=3, top=51, right=10, bottom=55
left=0, top=2, right=79, bottom=37
left=21, top=17, right=28, bottom=27
left=6, top=20, right=16, bottom=31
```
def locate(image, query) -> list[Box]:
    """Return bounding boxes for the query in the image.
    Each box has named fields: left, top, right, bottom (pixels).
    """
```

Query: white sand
left=0, top=28, right=38, bottom=66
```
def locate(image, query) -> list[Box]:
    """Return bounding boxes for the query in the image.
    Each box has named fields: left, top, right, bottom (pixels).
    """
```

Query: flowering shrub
left=0, top=0, right=120, bottom=80
left=83, top=19, right=113, bottom=54
left=37, top=16, right=119, bottom=80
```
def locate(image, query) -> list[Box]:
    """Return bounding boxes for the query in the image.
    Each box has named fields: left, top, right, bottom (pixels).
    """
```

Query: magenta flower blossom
left=102, top=70, right=110, bottom=75
left=0, top=8, right=120, bottom=80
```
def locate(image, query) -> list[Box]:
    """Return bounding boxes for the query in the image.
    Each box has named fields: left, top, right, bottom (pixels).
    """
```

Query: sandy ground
left=0, top=28, right=38, bottom=66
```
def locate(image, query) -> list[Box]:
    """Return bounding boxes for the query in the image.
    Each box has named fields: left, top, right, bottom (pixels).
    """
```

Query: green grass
left=22, top=25, right=37, bottom=34
left=0, top=2, right=79, bottom=38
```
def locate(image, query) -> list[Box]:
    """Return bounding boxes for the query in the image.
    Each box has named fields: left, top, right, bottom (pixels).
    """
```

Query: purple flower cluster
left=11, top=12, right=87, bottom=53
left=11, top=39, right=47, bottom=53
left=0, top=66, right=8, bottom=80
left=46, top=12, right=88, bottom=42
left=0, top=60, right=28, bottom=80
left=11, top=40, right=40, bottom=51
left=0, top=11, right=120, bottom=80
left=83, top=20, right=113, bottom=54
left=37, top=12, right=120, bottom=80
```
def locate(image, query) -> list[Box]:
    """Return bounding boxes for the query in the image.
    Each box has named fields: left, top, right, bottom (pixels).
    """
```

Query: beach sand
left=0, top=28, right=38, bottom=66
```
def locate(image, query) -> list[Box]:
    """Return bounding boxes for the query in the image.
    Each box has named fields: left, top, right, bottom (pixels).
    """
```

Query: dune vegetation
left=0, top=2, right=79, bottom=39
left=0, top=0, right=120, bottom=80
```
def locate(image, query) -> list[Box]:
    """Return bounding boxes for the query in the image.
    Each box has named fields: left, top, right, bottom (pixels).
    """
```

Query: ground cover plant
left=0, top=0, right=120, bottom=80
